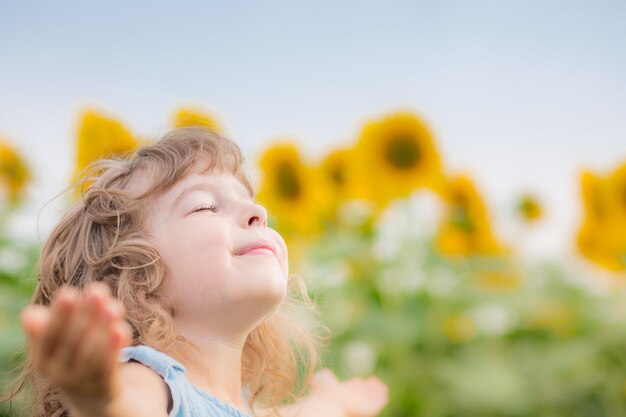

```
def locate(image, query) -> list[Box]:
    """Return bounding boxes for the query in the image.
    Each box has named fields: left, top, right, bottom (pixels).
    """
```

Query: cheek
left=155, top=226, right=234, bottom=308
left=156, top=223, right=232, bottom=278
left=267, top=228, right=289, bottom=277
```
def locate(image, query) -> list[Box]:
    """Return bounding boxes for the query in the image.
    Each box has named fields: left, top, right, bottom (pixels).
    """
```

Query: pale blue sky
left=1, top=0, right=625, bottom=258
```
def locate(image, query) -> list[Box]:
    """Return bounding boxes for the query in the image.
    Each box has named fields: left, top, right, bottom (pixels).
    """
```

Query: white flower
left=0, top=247, right=28, bottom=275
left=338, top=199, right=374, bottom=228
left=301, top=260, right=349, bottom=291
left=343, top=341, right=377, bottom=376
left=471, top=304, right=514, bottom=336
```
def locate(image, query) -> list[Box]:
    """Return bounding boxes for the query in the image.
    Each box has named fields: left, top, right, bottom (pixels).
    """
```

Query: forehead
left=166, top=171, right=253, bottom=202
left=180, top=158, right=253, bottom=197
left=126, top=156, right=253, bottom=201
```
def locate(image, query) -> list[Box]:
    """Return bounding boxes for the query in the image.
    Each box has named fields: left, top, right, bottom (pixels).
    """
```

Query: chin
left=265, top=275, right=289, bottom=304
left=244, top=288, right=287, bottom=326
left=244, top=269, right=287, bottom=301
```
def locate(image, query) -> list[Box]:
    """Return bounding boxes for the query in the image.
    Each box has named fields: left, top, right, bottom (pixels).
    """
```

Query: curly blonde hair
left=4, top=127, right=326, bottom=417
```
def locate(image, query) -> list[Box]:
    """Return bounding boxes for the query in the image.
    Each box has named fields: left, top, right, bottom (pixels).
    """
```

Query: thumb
left=20, top=305, right=50, bottom=338
left=309, top=369, right=340, bottom=394
left=20, top=305, right=50, bottom=361
left=113, top=320, right=134, bottom=349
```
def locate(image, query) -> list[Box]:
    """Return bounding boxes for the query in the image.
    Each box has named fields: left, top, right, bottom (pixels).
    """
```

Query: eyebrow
left=171, top=180, right=254, bottom=210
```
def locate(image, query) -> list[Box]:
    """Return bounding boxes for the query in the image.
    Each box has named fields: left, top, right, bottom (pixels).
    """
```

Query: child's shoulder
left=119, top=344, right=186, bottom=378
left=115, top=357, right=171, bottom=416
left=118, top=345, right=253, bottom=417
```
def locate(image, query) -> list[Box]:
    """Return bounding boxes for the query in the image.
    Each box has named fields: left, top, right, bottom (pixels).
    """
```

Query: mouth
left=234, top=241, right=278, bottom=257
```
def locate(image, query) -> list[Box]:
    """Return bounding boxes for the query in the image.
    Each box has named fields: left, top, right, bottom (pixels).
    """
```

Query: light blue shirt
left=119, top=345, right=253, bottom=417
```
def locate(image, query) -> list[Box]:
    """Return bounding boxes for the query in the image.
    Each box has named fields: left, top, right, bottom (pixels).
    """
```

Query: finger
left=20, top=305, right=51, bottom=366
left=86, top=281, right=112, bottom=298
left=313, top=369, right=339, bottom=382
left=309, top=369, right=340, bottom=393
left=111, top=317, right=133, bottom=349
left=74, top=304, right=118, bottom=387
left=103, top=319, right=133, bottom=387
left=39, top=287, right=78, bottom=359
left=74, top=302, right=130, bottom=393
left=21, top=305, right=50, bottom=336
left=90, top=296, right=131, bottom=350
left=365, top=377, right=388, bottom=399
left=94, top=300, right=127, bottom=355
left=55, top=285, right=107, bottom=368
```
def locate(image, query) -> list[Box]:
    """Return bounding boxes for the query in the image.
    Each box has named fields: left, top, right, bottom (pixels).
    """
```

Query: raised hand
left=20, top=283, right=133, bottom=413
left=308, top=369, right=389, bottom=417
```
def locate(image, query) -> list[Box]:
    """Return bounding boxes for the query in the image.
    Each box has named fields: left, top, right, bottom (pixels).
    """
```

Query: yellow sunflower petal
left=73, top=109, right=139, bottom=184
left=172, top=106, right=221, bottom=132
left=0, top=138, right=31, bottom=203
left=317, top=146, right=357, bottom=225
left=608, top=162, right=626, bottom=217
left=320, top=147, right=351, bottom=196
left=435, top=175, right=506, bottom=257
left=576, top=164, right=626, bottom=271
left=580, top=170, right=609, bottom=223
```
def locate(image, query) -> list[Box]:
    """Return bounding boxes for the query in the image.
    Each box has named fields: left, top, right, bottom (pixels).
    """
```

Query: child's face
left=145, top=163, right=289, bottom=336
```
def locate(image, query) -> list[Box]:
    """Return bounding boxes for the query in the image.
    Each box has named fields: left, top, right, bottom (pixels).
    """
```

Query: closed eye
left=193, top=204, right=218, bottom=213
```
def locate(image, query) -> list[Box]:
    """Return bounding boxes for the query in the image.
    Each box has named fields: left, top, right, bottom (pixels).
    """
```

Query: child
left=6, top=127, right=388, bottom=417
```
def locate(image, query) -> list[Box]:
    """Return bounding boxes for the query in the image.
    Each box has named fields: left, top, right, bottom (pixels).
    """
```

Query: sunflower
left=579, top=170, right=610, bottom=224
left=0, top=138, right=31, bottom=204
left=172, top=106, right=221, bottom=132
left=576, top=165, right=626, bottom=271
left=608, top=163, right=626, bottom=217
left=577, top=221, right=625, bottom=271
left=576, top=171, right=612, bottom=268
left=257, top=142, right=333, bottom=239
left=320, top=147, right=351, bottom=196
left=517, top=194, right=543, bottom=222
left=348, top=112, right=445, bottom=207
left=435, top=175, right=505, bottom=257
left=73, top=110, right=138, bottom=184
left=317, top=147, right=361, bottom=225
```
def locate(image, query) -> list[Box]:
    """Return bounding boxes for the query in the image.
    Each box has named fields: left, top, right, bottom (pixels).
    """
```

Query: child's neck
left=169, top=331, right=248, bottom=414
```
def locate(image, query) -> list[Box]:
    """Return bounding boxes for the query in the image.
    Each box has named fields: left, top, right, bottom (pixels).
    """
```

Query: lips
left=234, top=240, right=277, bottom=257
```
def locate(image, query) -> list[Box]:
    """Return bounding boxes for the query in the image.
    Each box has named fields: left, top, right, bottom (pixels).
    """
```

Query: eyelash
left=193, top=204, right=218, bottom=213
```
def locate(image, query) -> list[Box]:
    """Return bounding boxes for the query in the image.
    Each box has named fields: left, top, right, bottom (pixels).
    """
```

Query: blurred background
left=2, top=1, right=626, bottom=416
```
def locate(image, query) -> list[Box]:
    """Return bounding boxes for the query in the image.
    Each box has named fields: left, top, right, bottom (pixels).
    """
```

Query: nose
left=244, top=201, right=268, bottom=228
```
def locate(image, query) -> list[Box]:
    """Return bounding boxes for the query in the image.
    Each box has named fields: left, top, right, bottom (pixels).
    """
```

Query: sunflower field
left=2, top=107, right=626, bottom=417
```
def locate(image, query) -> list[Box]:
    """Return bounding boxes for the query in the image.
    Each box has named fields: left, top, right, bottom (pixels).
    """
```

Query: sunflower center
left=330, top=165, right=345, bottom=186
left=451, top=207, right=474, bottom=234
left=520, top=197, right=539, bottom=219
left=277, top=163, right=301, bottom=200
left=450, top=190, right=475, bottom=233
left=385, top=136, right=421, bottom=169
left=5, top=164, right=19, bottom=180
left=589, top=192, right=606, bottom=219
